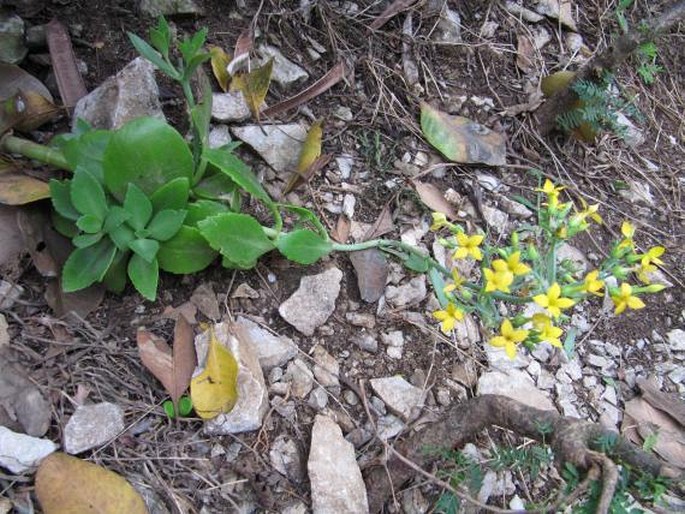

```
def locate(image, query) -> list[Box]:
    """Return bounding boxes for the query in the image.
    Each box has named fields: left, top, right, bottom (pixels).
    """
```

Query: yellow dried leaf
left=297, top=120, right=323, bottom=173
left=209, top=46, right=231, bottom=92
left=230, top=58, right=273, bottom=122
left=36, top=453, right=147, bottom=514
left=0, top=173, right=50, bottom=205
left=190, top=326, right=238, bottom=419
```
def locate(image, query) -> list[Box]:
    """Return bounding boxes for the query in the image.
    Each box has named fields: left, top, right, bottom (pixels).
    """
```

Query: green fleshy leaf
left=198, top=213, right=274, bottom=268
left=129, top=238, right=160, bottom=263
left=103, top=117, right=193, bottom=200
left=109, top=224, right=135, bottom=252
left=157, top=225, right=217, bottom=274
left=163, top=400, right=176, bottom=419
left=127, top=32, right=178, bottom=78
left=72, top=232, right=103, bottom=248
left=150, top=177, right=190, bottom=212
left=203, top=148, right=273, bottom=206
left=103, top=206, right=130, bottom=233
left=51, top=212, right=79, bottom=238
left=123, top=183, right=153, bottom=231
left=60, top=130, right=111, bottom=183
left=146, top=209, right=186, bottom=241
left=401, top=252, right=430, bottom=273
left=428, top=267, right=448, bottom=308
left=178, top=396, right=193, bottom=416
left=276, top=230, right=331, bottom=265
left=49, top=180, right=79, bottom=220
left=149, top=16, right=171, bottom=56
left=76, top=214, right=102, bottom=234
left=62, top=238, right=116, bottom=292
left=193, top=171, right=237, bottom=201
left=102, top=250, right=128, bottom=293
left=184, top=200, right=229, bottom=227
left=70, top=168, right=107, bottom=220
left=127, top=253, right=159, bottom=301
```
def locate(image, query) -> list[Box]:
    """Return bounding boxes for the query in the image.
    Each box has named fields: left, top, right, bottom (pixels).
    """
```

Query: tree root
left=363, top=395, right=682, bottom=513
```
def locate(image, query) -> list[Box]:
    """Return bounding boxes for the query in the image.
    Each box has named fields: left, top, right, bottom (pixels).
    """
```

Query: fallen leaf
left=331, top=214, right=351, bottom=243
left=420, top=102, right=506, bottom=166
left=190, top=325, right=239, bottom=419
left=0, top=173, right=50, bottom=205
left=369, top=0, right=419, bottom=30
left=283, top=120, right=325, bottom=194
left=283, top=154, right=331, bottom=195
left=516, top=33, right=535, bottom=73
left=412, top=180, right=458, bottom=220
left=209, top=46, right=231, bottom=92
left=227, top=27, right=253, bottom=76
left=535, top=0, right=577, bottom=31
left=190, top=282, right=220, bottom=320
left=262, top=62, right=347, bottom=118
left=1, top=90, right=59, bottom=134
left=637, top=378, right=685, bottom=426
left=137, top=315, right=196, bottom=409
left=46, top=19, right=87, bottom=109
left=45, top=280, right=105, bottom=319
left=230, top=58, right=273, bottom=122
left=161, top=302, right=198, bottom=324
left=0, top=63, right=53, bottom=102
left=362, top=203, right=395, bottom=241
left=36, top=452, right=147, bottom=514
left=350, top=249, right=388, bottom=303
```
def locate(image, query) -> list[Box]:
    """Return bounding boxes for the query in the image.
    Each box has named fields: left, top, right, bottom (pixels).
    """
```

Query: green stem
left=1, top=134, right=71, bottom=171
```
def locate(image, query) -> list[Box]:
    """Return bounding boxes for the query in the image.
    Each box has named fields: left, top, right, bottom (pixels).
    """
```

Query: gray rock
left=231, top=123, right=307, bottom=173
left=478, top=370, right=556, bottom=412
left=270, top=435, right=304, bottom=482
left=0, top=12, right=27, bottom=64
left=308, top=386, right=329, bottom=411
left=555, top=382, right=581, bottom=417
left=556, top=243, right=590, bottom=274
left=336, top=155, right=354, bottom=179
left=482, top=205, right=509, bottom=235
left=64, top=402, right=124, bottom=454
left=190, top=282, right=220, bottom=320
left=208, top=124, right=232, bottom=149
left=308, top=415, right=368, bottom=513
left=504, top=1, right=544, bottom=22
left=370, top=376, right=424, bottom=421
left=385, top=275, right=427, bottom=308
left=236, top=316, right=297, bottom=370
left=667, top=329, right=685, bottom=352
left=73, top=57, right=164, bottom=130
left=351, top=333, right=378, bottom=353
left=312, top=345, right=340, bottom=387
left=279, top=267, right=343, bottom=336
left=211, top=91, right=251, bottom=122
left=138, top=0, right=204, bottom=16
left=285, top=359, right=314, bottom=398
left=196, top=322, right=269, bottom=435
left=376, top=414, right=406, bottom=440
left=257, top=44, right=309, bottom=86
left=0, top=426, right=57, bottom=473
left=345, top=312, right=376, bottom=329
left=282, top=500, right=309, bottom=514
left=0, top=280, right=24, bottom=309
left=485, top=342, right=530, bottom=370
left=434, top=5, right=462, bottom=44
left=381, top=330, right=405, bottom=360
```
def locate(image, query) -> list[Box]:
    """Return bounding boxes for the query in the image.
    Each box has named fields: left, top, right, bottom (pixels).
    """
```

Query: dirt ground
left=3, top=0, right=684, bottom=512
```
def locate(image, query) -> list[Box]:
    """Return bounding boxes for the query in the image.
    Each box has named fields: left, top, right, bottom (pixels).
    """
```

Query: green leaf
left=146, top=209, right=186, bottom=241
left=102, top=250, right=128, bottom=293
left=60, top=130, right=111, bottom=183
left=401, top=251, right=430, bottom=272
left=109, top=223, right=135, bottom=251
left=103, top=117, right=193, bottom=200
left=70, top=168, right=107, bottom=220
left=428, top=267, right=448, bottom=307
left=123, top=183, right=153, bottom=231
left=189, top=71, right=213, bottom=155
left=73, top=232, right=103, bottom=248
left=276, top=230, right=331, bottom=265
left=163, top=400, right=176, bottom=419
left=185, top=200, right=229, bottom=227
left=76, top=214, right=103, bottom=234
left=178, top=396, right=193, bottom=416
left=221, top=255, right=254, bottom=270
left=179, top=28, right=207, bottom=63
left=199, top=213, right=274, bottom=269
left=129, top=238, right=160, bottom=263
left=203, top=148, right=273, bottom=206
left=62, top=238, right=117, bottom=292
left=128, top=32, right=178, bottom=79
left=193, top=172, right=237, bottom=201
left=150, top=177, right=190, bottom=212
left=51, top=212, right=79, bottom=238
left=157, top=225, right=217, bottom=274
left=103, top=206, right=130, bottom=232
left=149, top=16, right=171, bottom=56
left=127, top=253, right=159, bottom=301
left=50, top=180, right=79, bottom=220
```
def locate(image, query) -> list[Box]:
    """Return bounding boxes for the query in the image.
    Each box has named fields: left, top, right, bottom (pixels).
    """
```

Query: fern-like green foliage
left=555, top=72, right=640, bottom=141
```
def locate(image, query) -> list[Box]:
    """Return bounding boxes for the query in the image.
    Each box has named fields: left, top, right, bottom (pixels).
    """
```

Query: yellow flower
left=569, top=203, right=603, bottom=231
left=581, top=270, right=604, bottom=296
left=490, top=319, right=529, bottom=359
left=430, top=212, right=449, bottom=231
left=444, top=269, right=465, bottom=293
left=433, top=302, right=464, bottom=333
left=483, top=260, right=514, bottom=293
left=453, top=232, right=484, bottom=261
left=533, top=283, right=575, bottom=318
left=536, top=179, right=565, bottom=209
left=641, top=246, right=665, bottom=267
left=611, top=283, right=645, bottom=315
left=532, top=313, right=563, bottom=348
left=505, top=252, right=531, bottom=276
left=618, top=221, right=635, bottom=250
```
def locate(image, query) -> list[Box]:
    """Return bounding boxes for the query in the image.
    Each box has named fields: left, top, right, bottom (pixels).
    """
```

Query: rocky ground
left=1, top=0, right=684, bottom=513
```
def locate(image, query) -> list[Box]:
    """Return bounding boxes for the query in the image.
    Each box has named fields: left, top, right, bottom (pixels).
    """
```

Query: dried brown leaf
left=412, top=180, right=458, bottom=220
left=46, top=19, right=87, bottom=109
left=350, top=249, right=388, bottom=303
left=369, top=0, right=419, bottom=30
left=172, top=314, right=196, bottom=405
left=331, top=214, right=351, bottom=243
left=362, top=203, right=395, bottom=241
left=516, top=34, right=535, bottom=73
left=227, top=27, right=253, bottom=76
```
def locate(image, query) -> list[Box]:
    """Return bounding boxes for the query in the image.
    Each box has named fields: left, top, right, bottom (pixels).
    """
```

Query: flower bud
left=642, top=284, right=666, bottom=294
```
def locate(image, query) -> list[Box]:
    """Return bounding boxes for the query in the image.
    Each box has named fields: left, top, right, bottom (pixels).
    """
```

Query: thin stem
left=1, top=134, right=71, bottom=171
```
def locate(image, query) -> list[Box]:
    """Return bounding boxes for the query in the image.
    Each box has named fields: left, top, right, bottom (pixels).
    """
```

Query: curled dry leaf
left=283, top=120, right=329, bottom=194
left=137, top=315, right=196, bottom=409
left=209, top=46, right=231, bottom=92
left=516, top=33, right=535, bottom=73
left=227, top=27, right=253, bottom=76
left=331, top=214, right=351, bottom=243
left=0, top=173, right=50, bottom=205
left=190, top=325, right=239, bottom=419
left=230, top=58, right=273, bottom=122
left=36, top=453, right=147, bottom=514
left=45, top=19, right=87, bottom=109
left=412, top=180, right=458, bottom=220
left=1, top=90, right=60, bottom=133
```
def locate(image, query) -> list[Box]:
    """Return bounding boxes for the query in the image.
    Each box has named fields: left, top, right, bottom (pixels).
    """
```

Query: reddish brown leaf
left=283, top=153, right=331, bottom=195
left=46, top=19, right=87, bottom=109
left=331, top=214, right=351, bottom=243
left=369, top=0, right=418, bottom=30
left=516, top=34, right=535, bottom=73
left=172, top=314, right=196, bottom=404
left=362, top=203, right=395, bottom=241
left=350, top=249, right=388, bottom=303
left=262, top=62, right=347, bottom=118
left=227, top=27, right=253, bottom=76
left=412, top=180, right=458, bottom=220
left=137, top=329, right=175, bottom=398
